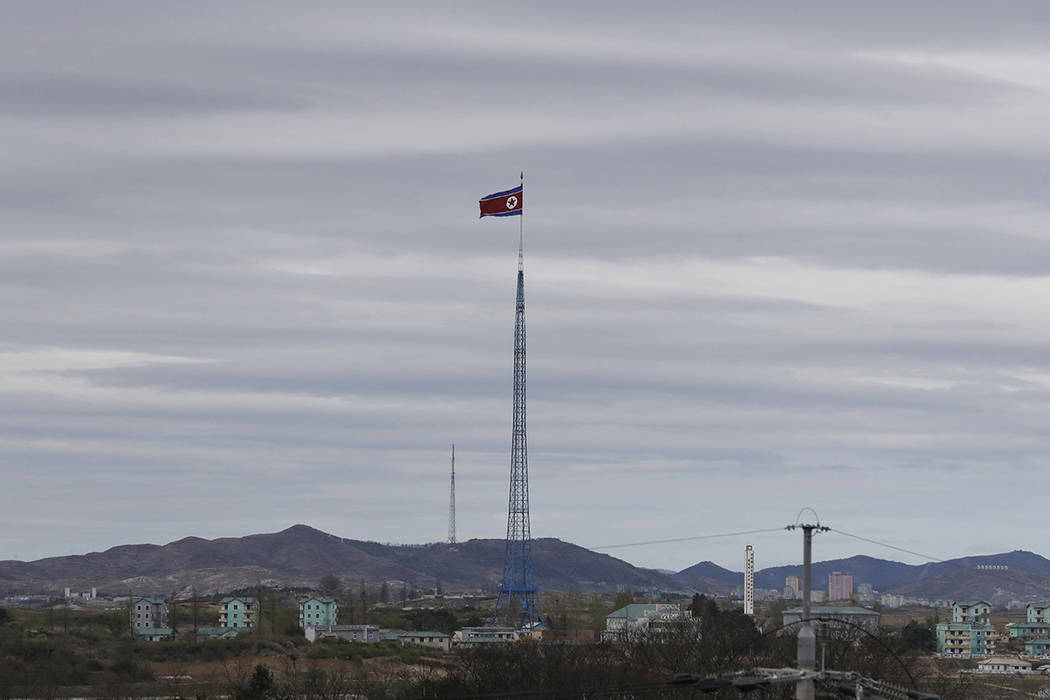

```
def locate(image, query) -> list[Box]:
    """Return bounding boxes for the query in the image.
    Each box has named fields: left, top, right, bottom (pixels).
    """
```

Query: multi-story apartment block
left=953, top=600, right=991, bottom=625
left=1026, top=639, right=1050, bottom=656
left=936, top=601, right=996, bottom=656
left=1007, top=621, right=1050, bottom=640
left=299, top=596, right=338, bottom=628
left=219, top=596, right=257, bottom=629
left=936, top=621, right=997, bottom=656
left=1027, top=602, right=1050, bottom=623
left=785, top=576, right=800, bottom=599
left=130, top=596, right=167, bottom=630
left=828, top=572, right=854, bottom=601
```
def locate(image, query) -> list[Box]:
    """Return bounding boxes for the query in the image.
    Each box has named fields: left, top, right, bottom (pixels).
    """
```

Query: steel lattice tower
left=489, top=257, right=541, bottom=628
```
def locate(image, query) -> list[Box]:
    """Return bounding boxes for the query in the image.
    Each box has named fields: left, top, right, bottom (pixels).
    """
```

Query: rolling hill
left=0, top=525, right=682, bottom=596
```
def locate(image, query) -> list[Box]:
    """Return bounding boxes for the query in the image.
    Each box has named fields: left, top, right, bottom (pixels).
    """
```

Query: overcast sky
left=5, top=2, right=1050, bottom=574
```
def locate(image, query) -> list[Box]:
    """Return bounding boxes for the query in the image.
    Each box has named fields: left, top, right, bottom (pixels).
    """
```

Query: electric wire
left=830, top=528, right=945, bottom=564
left=830, top=527, right=1047, bottom=600
left=592, top=527, right=787, bottom=550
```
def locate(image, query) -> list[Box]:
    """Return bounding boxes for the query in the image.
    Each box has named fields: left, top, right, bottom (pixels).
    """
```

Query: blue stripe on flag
left=480, top=184, right=523, bottom=201
left=479, top=209, right=523, bottom=218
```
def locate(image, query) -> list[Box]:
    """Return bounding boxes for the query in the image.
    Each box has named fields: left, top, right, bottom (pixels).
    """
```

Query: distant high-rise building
left=785, top=575, right=801, bottom=599
left=828, top=571, right=854, bottom=601
left=856, top=583, right=875, bottom=602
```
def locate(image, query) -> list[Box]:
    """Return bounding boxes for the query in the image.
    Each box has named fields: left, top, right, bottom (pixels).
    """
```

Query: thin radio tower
left=744, top=545, right=755, bottom=617
left=448, top=444, right=456, bottom=545
left=490, top=172, right=541, bottom=628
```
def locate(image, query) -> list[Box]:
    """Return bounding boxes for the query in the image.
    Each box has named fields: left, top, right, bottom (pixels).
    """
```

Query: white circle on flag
left=506, top=196, right=518, bottom=209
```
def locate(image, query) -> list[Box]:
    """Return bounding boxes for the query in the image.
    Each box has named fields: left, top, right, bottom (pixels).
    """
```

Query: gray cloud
left=3, top=1, right=1050, bottom=573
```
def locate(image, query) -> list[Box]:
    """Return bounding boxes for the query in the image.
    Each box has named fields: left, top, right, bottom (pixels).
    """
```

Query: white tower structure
left=744, top=544, right=755, bottom=617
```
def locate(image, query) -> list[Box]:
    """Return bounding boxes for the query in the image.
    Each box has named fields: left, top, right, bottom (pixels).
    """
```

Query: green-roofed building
left=134, top=626, right=174, bottom=641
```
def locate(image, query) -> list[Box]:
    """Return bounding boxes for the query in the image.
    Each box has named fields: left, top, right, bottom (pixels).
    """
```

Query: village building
left=219, top=596, right=257, bottom=629
left=299, top=596, right=338, bottom=628
left=305, top=624, right=380, bottom=643
left=976, top=656, right=1032, bottom=674
left=398, top=631, right=451, bottom=651
left=602, top=603, right=688, bottom=642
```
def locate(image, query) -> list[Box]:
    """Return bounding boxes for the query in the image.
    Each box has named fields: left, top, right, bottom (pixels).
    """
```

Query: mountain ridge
left=4, top=525, right=1050, bottom=603
left=0, top=525, right=683, bottom=596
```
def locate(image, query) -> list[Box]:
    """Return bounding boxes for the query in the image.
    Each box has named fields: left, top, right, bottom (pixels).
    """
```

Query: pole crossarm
left=671, top=668, right=939, bottom=699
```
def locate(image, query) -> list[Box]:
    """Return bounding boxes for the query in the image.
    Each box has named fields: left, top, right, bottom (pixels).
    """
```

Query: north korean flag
left=479, top=185, right=523, bottom=218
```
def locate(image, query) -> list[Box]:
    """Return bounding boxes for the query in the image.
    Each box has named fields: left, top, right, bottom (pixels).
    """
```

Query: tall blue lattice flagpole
left=489, top=172, right=541, bottom=628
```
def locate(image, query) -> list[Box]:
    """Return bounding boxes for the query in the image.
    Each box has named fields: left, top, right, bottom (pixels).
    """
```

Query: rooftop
left=784, top=606, right=879, bottom=616
left=607, top=604, right=683, bottom=620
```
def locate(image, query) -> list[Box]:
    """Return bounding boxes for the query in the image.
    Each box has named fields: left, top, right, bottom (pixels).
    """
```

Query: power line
left=592, top=527, right=787, bottom=550
left=830, top=528, right=945, bottom=564
left=830, top=527, right=1049, bottom=601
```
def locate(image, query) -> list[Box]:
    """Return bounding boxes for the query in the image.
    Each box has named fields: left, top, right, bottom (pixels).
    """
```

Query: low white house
left=976, top=656, right=1032, bottom=674
left=452, top=626, right=519, bottom=646
left=398, top=631, right=450, bottom=651
left=602, top=604, right=688, bottom=642
left=305, top=624, right=380, bottom=643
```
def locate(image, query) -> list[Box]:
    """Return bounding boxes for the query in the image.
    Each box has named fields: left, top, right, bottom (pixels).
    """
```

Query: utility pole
left=785, top=520, right=829, bottom=700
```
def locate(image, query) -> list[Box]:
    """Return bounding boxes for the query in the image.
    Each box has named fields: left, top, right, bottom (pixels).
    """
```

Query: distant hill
left=752, top=555, right=921, bottom=591
left=6, top=526, right=1049, bottom=603
left=886, top=568, right=1050, bottom=604
left=674, top=550, right=1050, bottom=604
left=0, top=525, right=683, bottom=596
left=674, top=561, right=741, bottom=594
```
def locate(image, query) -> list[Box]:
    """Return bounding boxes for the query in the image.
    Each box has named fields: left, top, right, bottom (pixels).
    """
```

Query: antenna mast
left=448, top=444, right=456, bottom=545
